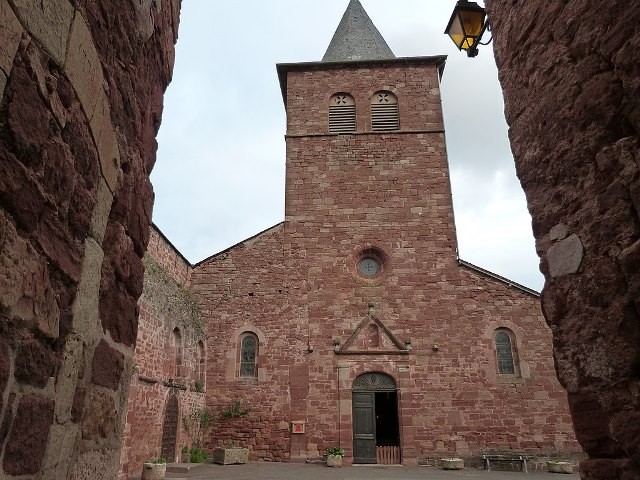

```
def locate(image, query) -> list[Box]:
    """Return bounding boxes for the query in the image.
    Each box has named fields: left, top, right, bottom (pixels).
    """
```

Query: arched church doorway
left=352, top=372, right=400, bottom=464
left=160, top=393, right=179, bottom=462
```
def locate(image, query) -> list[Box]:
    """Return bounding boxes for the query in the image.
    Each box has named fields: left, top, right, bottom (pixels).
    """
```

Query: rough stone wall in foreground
left=486, top=1, right=640, bottom=478
left=0, top=1, right=180, bottom=478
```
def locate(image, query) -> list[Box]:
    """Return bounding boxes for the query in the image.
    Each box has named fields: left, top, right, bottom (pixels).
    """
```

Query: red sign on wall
left=291, top=421, right=305, bottom=434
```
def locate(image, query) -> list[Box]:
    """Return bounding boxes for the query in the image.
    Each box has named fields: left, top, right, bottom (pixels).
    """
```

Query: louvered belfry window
left=329, top=93, right=356, bottom=133
left=371, top=91, right=399, bottom=131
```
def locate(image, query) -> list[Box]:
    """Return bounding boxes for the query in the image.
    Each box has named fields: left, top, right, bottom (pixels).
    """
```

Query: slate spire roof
left=322, top=0, right=395, bottom=62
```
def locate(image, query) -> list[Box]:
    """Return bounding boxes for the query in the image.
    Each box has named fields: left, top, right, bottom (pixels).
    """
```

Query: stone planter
left=181, top=451, right=191, bottom=463
left=212, top=447, right=249, bottom=465
left=547, top=461, right=574, bottom=474
left=326, top=454, right=343, bottom=467
left=441, top=458, right=464, bottom=470
left=141, top=463, right=166, bottom=480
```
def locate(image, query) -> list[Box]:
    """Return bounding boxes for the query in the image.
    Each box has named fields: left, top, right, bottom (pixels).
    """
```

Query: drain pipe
left=337, top=363, right=341, bottom=449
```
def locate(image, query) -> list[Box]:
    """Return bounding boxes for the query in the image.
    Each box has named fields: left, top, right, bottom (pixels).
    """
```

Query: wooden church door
left=352, top=372, right=400, bottom=464
left=161, top=394, right=179, bottom=462
left=352, top=392, right=377, bottom=463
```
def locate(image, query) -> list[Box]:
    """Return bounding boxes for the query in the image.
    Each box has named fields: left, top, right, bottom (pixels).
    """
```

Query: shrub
left=189, top=447, right=208, bottom=463
left=326, top=447, right=345, bottom=457
left=183, top=407, right=214, bottom=448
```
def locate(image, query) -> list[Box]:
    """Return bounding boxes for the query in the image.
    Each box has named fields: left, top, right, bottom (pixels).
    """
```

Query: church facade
left=121, top=1, right=578, bottom=472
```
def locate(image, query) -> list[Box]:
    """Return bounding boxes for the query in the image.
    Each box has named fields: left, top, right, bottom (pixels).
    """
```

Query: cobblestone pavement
left=160, top=462, right=580, bottom=480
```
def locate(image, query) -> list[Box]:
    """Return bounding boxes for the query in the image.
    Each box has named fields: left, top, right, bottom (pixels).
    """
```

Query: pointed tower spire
left=322, top=0, right=395, bottom=62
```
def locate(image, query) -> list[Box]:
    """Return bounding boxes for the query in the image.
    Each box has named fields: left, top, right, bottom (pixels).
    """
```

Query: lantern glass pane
left=447, top=14, right=466, bottom=50
left=460, top=10, right=485, bottom=49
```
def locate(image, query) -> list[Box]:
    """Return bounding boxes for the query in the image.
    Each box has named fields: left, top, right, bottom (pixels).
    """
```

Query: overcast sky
left=151, top=0, right=544, bottom=292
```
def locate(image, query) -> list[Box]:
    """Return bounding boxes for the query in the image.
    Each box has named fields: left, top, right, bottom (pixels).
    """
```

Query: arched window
left=198, top=341, right=205, bottom=383
left=239, top=333, right=258, bottom=378
left=371, top=91, right=399, bottom=131
left=329, top=93, right=356, bottom=133
left=495, top=329, right=518, bottom=375
left=173, top=327, right=183, bottom=378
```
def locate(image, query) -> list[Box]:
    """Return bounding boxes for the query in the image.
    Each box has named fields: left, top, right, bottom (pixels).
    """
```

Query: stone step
left=166, top=462, right=207, bottom=473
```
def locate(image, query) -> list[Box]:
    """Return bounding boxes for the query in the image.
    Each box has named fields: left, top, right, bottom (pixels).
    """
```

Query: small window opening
left=239, top=333, right=258, bottom=378
left=495, top=330, right=516, bottom=374
left=173, top=327, right=183, bottom=378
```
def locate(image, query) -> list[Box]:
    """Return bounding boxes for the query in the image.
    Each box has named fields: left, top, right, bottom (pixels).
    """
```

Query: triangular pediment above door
left=337, top=313, right=409, bottom=355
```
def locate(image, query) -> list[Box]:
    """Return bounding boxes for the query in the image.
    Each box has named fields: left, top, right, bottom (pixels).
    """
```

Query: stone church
left=120, top=1, right=579, bottom=475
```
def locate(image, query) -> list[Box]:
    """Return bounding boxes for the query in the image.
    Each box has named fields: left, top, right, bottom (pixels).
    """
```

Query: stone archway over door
left=352, top=372, right=400, bottom=465
left=161, top=394, right=179, bottom=462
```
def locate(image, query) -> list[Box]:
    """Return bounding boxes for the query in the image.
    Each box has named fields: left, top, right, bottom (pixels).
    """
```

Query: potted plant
left=141, top=458, right=166, bottom=480
left=325, top=447, right=345, bottom=467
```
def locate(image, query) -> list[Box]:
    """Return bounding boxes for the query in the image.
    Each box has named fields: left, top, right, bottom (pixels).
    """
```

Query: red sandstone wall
left=0, top=1, right=180, bottom=479
left=120, top=226, right=205, bottom=479
left=191, top=224, right=292, bottom=461
left=146, top=225, right=191, bottom=286
left=486, top=1, right=640, bottom=478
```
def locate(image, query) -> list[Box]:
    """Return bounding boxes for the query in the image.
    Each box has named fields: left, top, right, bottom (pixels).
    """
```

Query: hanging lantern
left=444, top=0, right=488, bottom=57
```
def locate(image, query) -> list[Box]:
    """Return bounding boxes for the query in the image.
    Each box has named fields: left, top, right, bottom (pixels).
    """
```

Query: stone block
left=3, top=394, right=55, bottom=475
left=212, top=447, right=249, bottom=465
left=53, top=335, right=84, bottom=424
left=9, top=0, right=73, bottom=66
left=37, top=212, right=84, bottom=283
left=64, top=13, right=103, bottom=121
left=14, top=337, right=59, bottom=388
left=132, top=0, right=159, bottom=41
left=90, top=178, right=114, bottom=244
left=99, top=280, right=138, bottom=347
left=71, top=237, right=104, bottom=337
left=441, top=457, right=464, bottom=470
left=547, top=461, right=574, bottom=473
left=91, top=339, right=125, bottom=391
left=0, top=0, right=22, bottom=75
left=89, top=90, right=121, bottom=193
left=81, top=390, right=116, bottom=441
left=547, top=234, right=584, bottom=277
left=141, top=462, right=167, bottom=480
left=7, top=63, right=52, bottom=157
left=549, top=223, right=569, bottom=241
left=70, top=449, right=119, bottom=480
left=40, top=423, right=79, bottom=476
left=568, top=393, right=622, bottom=457
left=0, top=212, right=60, bottom=338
